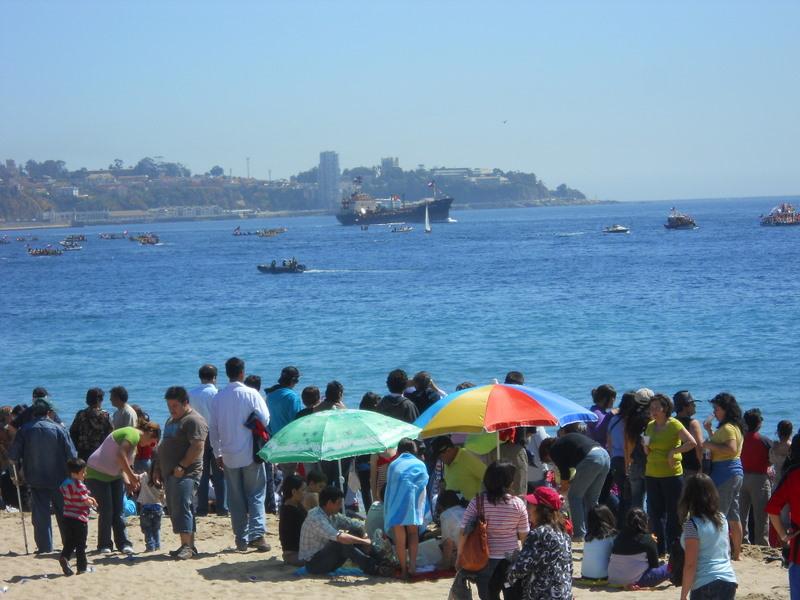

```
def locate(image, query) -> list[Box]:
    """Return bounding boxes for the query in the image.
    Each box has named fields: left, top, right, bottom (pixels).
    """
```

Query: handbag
left=458, top=493, right=489, bottom=571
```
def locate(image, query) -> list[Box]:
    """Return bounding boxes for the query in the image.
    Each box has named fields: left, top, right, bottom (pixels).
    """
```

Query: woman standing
left=69, top=388, right=113, bottom=461
left=86, top=422, right=161, bottom=553
left=607, top=391, right=635, bottom=522
left=458, top=461, right=529, bottom=600
left=767, top=434, right=800, bottom=600
left=384, top=439, right=429, bottom=578
left=505, top=486, right=572, bottom=600
left=624, top=390, right=654, bottom=511
left=679, top=474, right=737, bottom=600
left=702, top=392, right=744, bottom=560
left=643, top=393, right=696, bottom=555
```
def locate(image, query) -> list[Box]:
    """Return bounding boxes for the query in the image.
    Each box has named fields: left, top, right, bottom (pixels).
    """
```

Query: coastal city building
left=318, top=151, right=340, bottom=210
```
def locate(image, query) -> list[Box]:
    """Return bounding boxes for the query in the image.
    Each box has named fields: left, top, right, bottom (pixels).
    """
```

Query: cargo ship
left=336, top=180, right=453, bottom=226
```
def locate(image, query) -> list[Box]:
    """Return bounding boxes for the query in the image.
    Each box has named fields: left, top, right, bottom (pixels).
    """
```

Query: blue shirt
left=266, top=386, right=302, bottom=435
left=9, top=417, right=77, bottom=488
left=608, top=414, right=625, bottom=458
left=680, top=515, right=736, bottom=589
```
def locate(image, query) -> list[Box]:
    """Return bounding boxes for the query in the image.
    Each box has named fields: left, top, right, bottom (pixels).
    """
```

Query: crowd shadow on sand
left=196, top=557, right=392, bottom=587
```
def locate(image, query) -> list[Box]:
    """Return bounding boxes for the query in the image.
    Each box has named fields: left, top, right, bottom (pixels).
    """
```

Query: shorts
left=717, top=474, right=743, bottom=523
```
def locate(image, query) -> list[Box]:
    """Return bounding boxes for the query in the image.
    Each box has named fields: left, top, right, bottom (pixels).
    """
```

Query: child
left=295, top=386, right=320, bottom=419
left=59, top=458, right=97, bottom=576
left=581, top=504, right=618, bottom=580
left=608, top=507, right=669, bottom=589
left=278, top=474, right=307, bottom=566
left=301, top=469, right=327, bottom=511
left=137, top=461, right=165, bottom=552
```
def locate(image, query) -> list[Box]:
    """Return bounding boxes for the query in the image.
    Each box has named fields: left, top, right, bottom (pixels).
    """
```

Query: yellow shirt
left=644, top=417, right=685, bottom=478
left=710, top=423, right=743, bottom=461
left=444, top=448, right=487, bottom=501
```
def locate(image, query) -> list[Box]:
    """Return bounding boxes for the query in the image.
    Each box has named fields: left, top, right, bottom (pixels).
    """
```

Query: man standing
left=110, top=386, right=137, bottom=430
left=209, top=357, right=271, bottom=552
left=9, top=395, right=77, bottom=553
left=265, top=366, right=302, bottom=437
left=157, top=386, right=207, bottom=560
left=376, top=369, right=419, bottom=424
left=189, top=364, right=226, bottom=517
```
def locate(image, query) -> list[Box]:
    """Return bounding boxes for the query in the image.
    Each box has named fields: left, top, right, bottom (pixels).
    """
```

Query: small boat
left=59, top=240, right=83, bottom=251
left=760, top=203, right=800, bottom=226
left=257, top=258, right=306, bottom=274
left=256, top=227, right=288, bottom=238
left=63, top=234, right=86, bottom=242
left=424, top=202, right=431, bottom=234
left=391, top=225, right=414, bottom=233
left=603, top=224, right=630, bottom=234
left=664, top=208, right=697, bottom=229
left=0, top=236, right=10, bottom=245
left=99, top=231, right=127, bottom=240
left=129, top=233, right=160, bottom=245
left=27, top=245, right=63, bottom=256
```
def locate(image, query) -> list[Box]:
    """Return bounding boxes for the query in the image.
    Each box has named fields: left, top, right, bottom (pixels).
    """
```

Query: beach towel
left=384, top=452, right=429, bottom=530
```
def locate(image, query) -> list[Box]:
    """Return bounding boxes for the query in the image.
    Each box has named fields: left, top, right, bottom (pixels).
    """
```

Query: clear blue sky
left=2, top=0, right=798, bottom=201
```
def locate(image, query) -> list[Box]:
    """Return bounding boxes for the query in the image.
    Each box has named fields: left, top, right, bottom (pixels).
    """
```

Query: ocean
left=1, top=197, right=798, bottom=435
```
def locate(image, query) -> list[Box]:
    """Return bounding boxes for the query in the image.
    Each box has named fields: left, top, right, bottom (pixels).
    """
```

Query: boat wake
left=446, top=218, right=458, bottom=223
left=304, top=268, right=412, bottom=274
left=555, top=231, right=585, bottom=237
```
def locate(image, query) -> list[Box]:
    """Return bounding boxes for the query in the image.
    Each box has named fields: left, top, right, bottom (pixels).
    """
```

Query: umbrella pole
left=11, top=464, right=29, bottom=555
left=338, top=459, right=345, bottom=514
left=496, top=430, right=501, bottom=461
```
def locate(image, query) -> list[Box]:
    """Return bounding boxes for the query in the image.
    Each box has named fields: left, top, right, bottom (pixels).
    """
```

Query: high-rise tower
left=318, top=151, right=340, bottom=210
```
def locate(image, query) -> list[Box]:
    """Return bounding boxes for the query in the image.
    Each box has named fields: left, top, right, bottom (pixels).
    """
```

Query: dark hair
left=532, top=503, right=566, bottom=533
left=778, top=420, right=793, bottom=440
left=198, top=364, right=217, bottom=382
left=225, top=357, right=245, bottom=380
left=743, top=408, right=763, bottom=432
left=649, top=393, right=673, bottom=416
left=617, top=391, right=637, bottom=416
left=538, top=438, right=555, bottom=463
left=279, top=366, right=300, bottom=386
left=483, top=461, right=515, bottom=504
left=592, top=384, right=617, bottom=409
left=306, top=470, right=327, bottom=485
left=431, top=435, right=455, bottom=456
left=586, top=504, right=617, bottom=541
left=130, top=404, right=149, bottom=427
left=110, top=386, right=128, bottom=404
left=386, top=369, right=408, bottom=394
left=281, top=474, right=305, bottom=502
left=710, top=392, right=744, bottom=432
left=301, top=386, right=320, bottom=407
left=624, top=397, right=651, bottom=442
left=397, top=438, right=417, bottom=455
left=319, top=485, right=344, bottom=507
left=413, top=371, right=431, bottom=390
left=780, top=434, right=800, bottom=479
left=437, top=490, right=467, bottom=512
left=67, top=457, right=86, bottom=474
left=622, top=507, right=649, bottom=536
left=85, top=387, right=104, bottom=407
left=325, top=380, right=344, bottom=402
left=32, top=387, right=49, bottom=400
left=504, top=371, right=524, bottom=385
left=164, top=386, right=189, bottom=404
left=678, top=473, right=723, bottom=530
left=455, top=381, right=476, bottom=391
left=244, top=375, right=262, bottom=391
left=359, top=391, right=380, bottom=411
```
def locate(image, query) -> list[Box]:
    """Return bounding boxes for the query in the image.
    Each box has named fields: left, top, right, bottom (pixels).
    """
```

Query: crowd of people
left=1, top=365, right=798, bottom=600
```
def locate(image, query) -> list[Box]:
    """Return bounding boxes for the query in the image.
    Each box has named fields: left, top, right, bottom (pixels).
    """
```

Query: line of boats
left=233, top=226, right=288, bottom=237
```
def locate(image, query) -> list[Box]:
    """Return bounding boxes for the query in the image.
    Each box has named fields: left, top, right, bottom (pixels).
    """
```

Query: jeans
left=60, top=517, right=87, bottom=572
left=473, top=558, right=511, bottom=600
left=740, top=472, right=771, bottom=545
left=86, top=478, right=130, bottom=551
left=140, top=505, right=162, bottom=550
left=264, top=462, right=277, bottom=513
left=305, top=539, right=381, bottom=575
left=790, top=563, right=800, bottom=600
left=197, top=441, right=227, bottom=516
left=628, top=462, right=646, bottom=510
left=30, top=486, right=64, bottom=553
left=637, top=563, right=670, bottom=587
left=646, top=475, right=684, bottom=555
left=224, top=461, right=266, bottom=545
left=610, top=456, right=629, bottom=523
left=568, top=448, right=611, bottom=540
left=165, top=475, right=198, bottom=534
left=690, top=579, right=737, bottom=599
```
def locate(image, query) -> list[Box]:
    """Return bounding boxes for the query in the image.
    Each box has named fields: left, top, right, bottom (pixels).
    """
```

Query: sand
left=0, top=511, right=790, bottom=599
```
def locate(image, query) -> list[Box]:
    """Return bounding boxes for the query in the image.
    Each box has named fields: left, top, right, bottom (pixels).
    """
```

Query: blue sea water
left=1, top=198, right=798, bottom=435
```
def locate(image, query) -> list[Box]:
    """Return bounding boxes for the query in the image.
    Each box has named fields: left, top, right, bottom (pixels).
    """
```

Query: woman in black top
left=279, top=475, right=307, bottom=565
left=539, top=432, right=611, bottom=541
left=673, top=391, right=704, bottom=477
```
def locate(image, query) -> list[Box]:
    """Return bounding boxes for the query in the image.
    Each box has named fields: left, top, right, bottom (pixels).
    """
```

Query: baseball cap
left=525, top=486, right=562, bottom=511
left=673, top=391, right=695, bottom=412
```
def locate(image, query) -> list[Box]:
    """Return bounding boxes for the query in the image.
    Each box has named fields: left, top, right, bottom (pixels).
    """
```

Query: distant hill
left=0, top=157, right=590, bottom=221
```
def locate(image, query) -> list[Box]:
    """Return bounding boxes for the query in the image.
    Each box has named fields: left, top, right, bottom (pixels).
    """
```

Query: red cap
left=525, top=486, right=562, bottom=511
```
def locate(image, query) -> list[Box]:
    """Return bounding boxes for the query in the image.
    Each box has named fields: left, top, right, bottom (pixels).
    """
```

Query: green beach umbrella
left=258, top=408, right=421, bottom=464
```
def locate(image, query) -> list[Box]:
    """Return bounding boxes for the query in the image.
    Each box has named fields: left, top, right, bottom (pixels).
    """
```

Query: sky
left=1, top=0, right=798, bottom=201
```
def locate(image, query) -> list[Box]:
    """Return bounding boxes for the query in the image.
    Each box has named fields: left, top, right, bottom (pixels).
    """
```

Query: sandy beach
left=0, top=511, right=789, bottom=600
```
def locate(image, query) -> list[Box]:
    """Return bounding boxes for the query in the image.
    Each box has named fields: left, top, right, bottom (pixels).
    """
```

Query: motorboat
left=257, top=258, right=306, bottom=273
left=603, top=224, right=630, bottom=234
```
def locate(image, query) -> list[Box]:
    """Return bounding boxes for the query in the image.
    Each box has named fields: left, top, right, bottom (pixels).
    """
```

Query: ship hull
left=336, top=197, right=453, bottom=226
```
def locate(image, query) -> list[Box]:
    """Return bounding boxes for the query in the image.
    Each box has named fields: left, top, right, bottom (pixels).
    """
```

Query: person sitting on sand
left=607, top=507, right=669, bottom=589
left=279, top=474, right=307, bottom=566
left=581, top=504, right=617, bottom=580
left=436, top=490, right=467, bottom=569
left=302, top=470, right=328, bottom=511
left=298, top=486, right=392, bottom=576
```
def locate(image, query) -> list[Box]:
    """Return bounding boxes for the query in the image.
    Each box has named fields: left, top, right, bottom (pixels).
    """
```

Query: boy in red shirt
left=59, top=458, right=97, bottom=575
